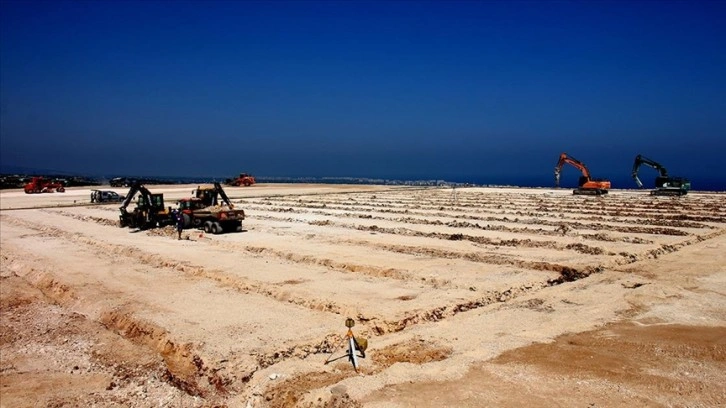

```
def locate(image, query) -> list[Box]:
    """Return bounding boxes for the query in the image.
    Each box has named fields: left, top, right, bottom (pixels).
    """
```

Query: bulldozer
left=555, top=153, right=611, bottom=195
left=226, top=173, right=256, bottom=187
left=177, top=182, right=245, bottom=234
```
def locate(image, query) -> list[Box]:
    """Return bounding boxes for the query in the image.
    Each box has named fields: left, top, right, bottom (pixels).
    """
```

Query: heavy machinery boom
left=631, top=155, right=690, bottom=196
left=554, top=153, right=611, bottom=195
left=119, top=181, right=172, bottom=229
left=177, top=182, right=245, bottom=234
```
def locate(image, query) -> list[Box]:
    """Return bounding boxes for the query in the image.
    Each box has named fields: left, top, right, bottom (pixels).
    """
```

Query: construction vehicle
left=110, top=177, right=130, bottom=187
left=554, top=153, right=611, bottom=195
left=177, top=182, right=245, bottom=234
left=119, top=181, right=173, bottom=229
left=226, top=173, right=256, bottom=187
left=631, top=154, right=690, bottom=196
left=91, top=190, right=125, bottom=203
left=23, top=177, right=66, bottom=194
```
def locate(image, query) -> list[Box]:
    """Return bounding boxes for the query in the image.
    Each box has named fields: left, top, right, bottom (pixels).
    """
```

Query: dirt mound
left=373, top=337, right=452, bottom=368
left=264, top=371, right=358, bottom=408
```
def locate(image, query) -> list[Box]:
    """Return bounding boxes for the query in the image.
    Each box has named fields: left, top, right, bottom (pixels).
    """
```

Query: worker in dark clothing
left=175, top=210, right=184, bottom=240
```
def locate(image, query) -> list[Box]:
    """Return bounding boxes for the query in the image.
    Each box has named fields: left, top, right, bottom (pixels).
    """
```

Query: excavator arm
left=119, top=181, right=142, bottom=213
left=213, top=182, right=234, bottom=208
left=631, top=154, right=668, bottom=188
left=554, top=153, right=592, bottom=187
left=119, top=181, right=154, bottom=213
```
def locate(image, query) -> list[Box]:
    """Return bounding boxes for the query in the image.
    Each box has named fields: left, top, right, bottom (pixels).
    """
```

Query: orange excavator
left=554, top=153, right=611, bottom=195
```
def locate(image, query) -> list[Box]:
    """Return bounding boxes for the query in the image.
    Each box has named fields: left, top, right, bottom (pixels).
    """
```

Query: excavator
left=176, top=182, right=245, bottom=234
left=118, top=181, right=173, bottom=229
left=554, top=153, right=611, bottom=195
left=631, top=154, right=690, bottom=196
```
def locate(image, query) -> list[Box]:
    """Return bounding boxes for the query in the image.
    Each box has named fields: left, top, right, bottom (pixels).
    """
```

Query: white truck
left=91, top=190, right=126, bottom=203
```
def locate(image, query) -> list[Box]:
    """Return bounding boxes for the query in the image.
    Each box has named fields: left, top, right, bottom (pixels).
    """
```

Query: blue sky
left=1, top=0, right=724, bottom=187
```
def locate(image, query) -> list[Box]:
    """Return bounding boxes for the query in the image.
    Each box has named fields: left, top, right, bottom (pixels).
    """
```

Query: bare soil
left=1, top=185, right=724, bottom=407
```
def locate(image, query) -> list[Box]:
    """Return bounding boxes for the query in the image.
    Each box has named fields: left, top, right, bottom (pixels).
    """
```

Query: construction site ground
left=1, top=184, right=724, bottom=407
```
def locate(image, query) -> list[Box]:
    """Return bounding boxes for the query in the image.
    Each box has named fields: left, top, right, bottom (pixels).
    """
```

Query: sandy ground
left=0, top=184, right=724, bottom=407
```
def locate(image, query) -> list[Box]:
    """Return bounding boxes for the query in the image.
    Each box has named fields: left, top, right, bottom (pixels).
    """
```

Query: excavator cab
left=655, top=176, right=690, bottom=191
left=135, top=193, right=165, bottom=211
left=178, top=198, right=207, bottom=212
left=193, top=186, right=220, bottom=207
left=119, top=182, right=172, bottom=229
left=149, top=194, right=166, bottom=210
left=190, top=183, right=234, bottom=208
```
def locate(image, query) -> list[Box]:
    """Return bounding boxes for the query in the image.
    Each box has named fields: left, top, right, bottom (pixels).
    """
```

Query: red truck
left=23, top=177, right=66, bottom=194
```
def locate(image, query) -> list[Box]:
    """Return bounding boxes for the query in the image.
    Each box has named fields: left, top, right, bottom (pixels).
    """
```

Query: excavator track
left=651, top=189, right=688, bottom=197
left=573, top=188, right=608, bottom=196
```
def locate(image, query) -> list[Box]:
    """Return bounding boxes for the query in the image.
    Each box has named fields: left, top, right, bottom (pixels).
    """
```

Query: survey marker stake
left=324, top=318, right=367, bottom=372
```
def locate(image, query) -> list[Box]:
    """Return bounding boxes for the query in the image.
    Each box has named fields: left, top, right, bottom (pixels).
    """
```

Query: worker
left=174, top=210, right=184, bottom=240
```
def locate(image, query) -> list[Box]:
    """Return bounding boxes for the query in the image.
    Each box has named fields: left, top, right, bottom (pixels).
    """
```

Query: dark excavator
left=555, top=153, right=611, bottom=195
left=631, top=155, right=690, bottom=196
left=119, top=181, right=173, bottom=229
